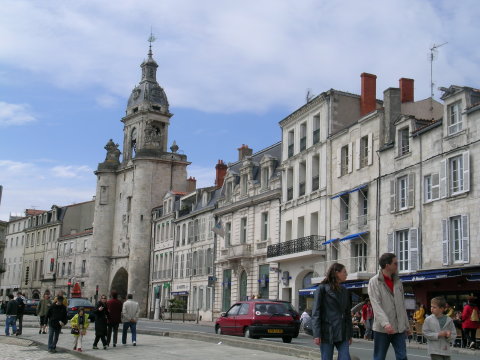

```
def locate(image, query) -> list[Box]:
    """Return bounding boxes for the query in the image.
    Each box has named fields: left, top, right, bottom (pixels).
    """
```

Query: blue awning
left=171, top=291, right=189, bottom=296
left=343, top=281, right=369, bottom=289
left=299, top=285, right=318, bottom=296
left=331, top=184, right=368, bottom=199
left=340, top=231, right=369, bottom=242
left=322, top=238, right=339, bottom=245
left=466, top=273, right=480, bottom=282
left=400, top=269, right=461, bottom=282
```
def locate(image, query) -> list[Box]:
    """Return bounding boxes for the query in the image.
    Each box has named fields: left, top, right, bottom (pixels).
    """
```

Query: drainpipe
left=147, top=214, right=155, bottom=319
left=418, top=135, right=423, bottom=269
left=375, top=149, right=381, bottom=270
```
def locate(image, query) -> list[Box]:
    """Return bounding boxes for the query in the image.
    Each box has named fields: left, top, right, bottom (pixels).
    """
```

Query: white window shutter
left=439, top=159, right=447, bottom=198
left=408, top=173, right=415, bottom=208
left=390, top=179, right=396, bottom=213
left=409, top=228, right=419, bottom=271
left=367, top=133, right=373, bottom=165
left=442, top=219, right=449, bottom=265
left=431, top=173, right=440, bottom=200
left=461, top=215, right=469, bottom=263
left=355, top=139, right=361, bottom=170
left=336, top=147, right=342, bottom=178
left=387, top=232, right=394, bottom=253
left=348, top=142, right=353, bottom=173
left=462, top=151, right=470, bottom=192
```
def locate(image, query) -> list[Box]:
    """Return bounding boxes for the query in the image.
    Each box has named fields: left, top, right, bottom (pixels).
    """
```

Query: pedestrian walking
left=93, top=294, right=109, bottom=350
left=36, top=292, right=52, bottom=334
left=46, top=295, right=68, bottom=353
left=423, top=297, right=456, bottom=360
left=15, top=291, right=26, bottom=335
left=368, top=253, right=411, bottom=360
left=71, top=307, right=90, bottom=352
left=414, top=302, right=426, bottom=343
left=361, top=298, right=374, bottom=340
left=461, top=295, right=479, bottom=349
left=122, top=293, right=140, bottom=346
left=106, top=290, right=123, bottom=347
left=4, top=294, right=18, bottom=336
left=312, top=262, right=353, bottom=360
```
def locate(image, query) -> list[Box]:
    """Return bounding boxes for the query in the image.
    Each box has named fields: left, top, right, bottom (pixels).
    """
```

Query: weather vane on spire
left=148, top=28, right=156, bottom=52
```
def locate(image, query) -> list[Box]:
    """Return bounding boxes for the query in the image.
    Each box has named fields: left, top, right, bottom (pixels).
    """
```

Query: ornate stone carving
left=104, top=139, right=121, bottom=163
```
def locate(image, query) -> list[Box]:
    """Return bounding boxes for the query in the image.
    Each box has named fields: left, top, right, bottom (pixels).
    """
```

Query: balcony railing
left=357, top=215, right=368, bottom=228
left=339, top=219, right=349, bottom=233
left=313, top=129, right=320, bottom=144
left=219, top=244, right=252, bottom=261
left=267, top=235, right=325, bottom=258
left=287, top=187, right=293, bottom=201
left=300, top=137, right=306, bottom=152
left=312, top=176, right=319, bottom=191
left=288, top=144, right=294, bottom=158
left=299, top=182, right=305, bottom=196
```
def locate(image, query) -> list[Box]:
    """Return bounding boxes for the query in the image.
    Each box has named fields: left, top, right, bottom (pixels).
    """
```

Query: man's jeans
left=320, top=339, right=351, bottom=360
left=48, top=326, right=61, bottom=350
left=5, top=315, right=17, bottom=336
left=122, top=321, right=137, bottom=344
left=373, top=332, right=408, bottom=360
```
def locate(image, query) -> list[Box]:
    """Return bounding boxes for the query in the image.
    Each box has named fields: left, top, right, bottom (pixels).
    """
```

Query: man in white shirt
left=121, top=294, right=140, bottom=346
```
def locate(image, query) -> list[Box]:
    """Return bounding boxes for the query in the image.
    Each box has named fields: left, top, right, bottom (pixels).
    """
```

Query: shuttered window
left=442, top=215, right=469, bottom=265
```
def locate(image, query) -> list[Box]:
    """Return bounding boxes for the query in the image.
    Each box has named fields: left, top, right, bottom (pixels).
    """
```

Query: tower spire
left=148, top=28, right=156, bottom=59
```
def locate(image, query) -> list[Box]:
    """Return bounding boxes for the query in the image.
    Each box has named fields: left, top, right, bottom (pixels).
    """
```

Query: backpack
left=471, top=307, right=479, bottom=322
left=16, top=297, right=25, bottom=310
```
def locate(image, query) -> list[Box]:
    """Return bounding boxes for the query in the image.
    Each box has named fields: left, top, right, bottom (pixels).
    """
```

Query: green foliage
left=168, top=298, right=186, bottom=313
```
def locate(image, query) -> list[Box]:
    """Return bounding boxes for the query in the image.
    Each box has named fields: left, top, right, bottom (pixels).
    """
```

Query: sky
left=0, top=0, right=479, bottom=221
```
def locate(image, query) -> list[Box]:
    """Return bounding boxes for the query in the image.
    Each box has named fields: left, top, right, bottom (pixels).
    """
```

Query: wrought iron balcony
left=267, top=235, right=325, bottom=258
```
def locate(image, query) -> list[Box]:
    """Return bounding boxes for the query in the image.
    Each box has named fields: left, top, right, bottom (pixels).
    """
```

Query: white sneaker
left=133, top=341, right=136, bottom=346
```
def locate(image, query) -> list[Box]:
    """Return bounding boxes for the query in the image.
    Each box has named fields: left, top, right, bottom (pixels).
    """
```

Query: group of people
left=311, top=252, right=480, bottom=360
left=4, top=290, right=140, bottom=354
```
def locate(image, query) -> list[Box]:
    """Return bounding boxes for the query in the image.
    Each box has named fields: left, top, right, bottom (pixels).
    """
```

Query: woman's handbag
left=71, top=328, right=80, bottom=335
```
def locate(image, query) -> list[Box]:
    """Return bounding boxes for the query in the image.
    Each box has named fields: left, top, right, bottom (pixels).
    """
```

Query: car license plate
left=267, top=329, right=283, bottom=334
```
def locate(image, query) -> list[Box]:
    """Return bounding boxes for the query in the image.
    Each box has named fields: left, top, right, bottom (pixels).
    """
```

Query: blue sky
left=0, top=0, right=479, bottom=220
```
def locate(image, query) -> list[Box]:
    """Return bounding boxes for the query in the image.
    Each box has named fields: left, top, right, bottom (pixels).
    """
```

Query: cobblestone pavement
left=0, top=336, right=79, bottom=360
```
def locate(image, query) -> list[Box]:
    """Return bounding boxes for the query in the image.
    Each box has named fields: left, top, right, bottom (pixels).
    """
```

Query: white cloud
left=96, top=94, right=119, bottom=108
left=51, top=165, right=92, bottom=178
left=0, top=102, right=36, bottom=126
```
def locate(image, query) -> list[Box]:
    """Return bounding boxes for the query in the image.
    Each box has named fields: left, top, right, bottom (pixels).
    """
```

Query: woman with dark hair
left=312, top=263, right=352, bottom=360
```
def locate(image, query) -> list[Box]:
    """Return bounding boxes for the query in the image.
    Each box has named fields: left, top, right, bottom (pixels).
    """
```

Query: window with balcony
left=310, top=212, right=318, bottom=236
left=352, top=242, right=367, bottom=272
left=358, top=188, right=368, bottom=227
left=287, top=130, right=294, bottom=158
left=313, top=114, right=320, bottom=145
left=299, top=161, right=306, bottom=196
left=339, top=194, right=349, bottom=232
left=447, top=102, right=462, bottom=135
left=398, top=127, right=410, bottom=156
left=240, top=217, right=247, bottom=244
left=297, top=216, right=304, bottom=238
left=285, top=220, right=292, bottom=241
left=261, top=213, right=268, bottom=241
left=312, top=155, right=319, bottom=191
left=442, top=215, right=469, bottom=265
left=300, top=122, right=307, bottom=151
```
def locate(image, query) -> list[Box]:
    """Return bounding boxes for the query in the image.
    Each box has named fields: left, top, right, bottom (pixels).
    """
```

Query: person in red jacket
left=106, top=291, right=123, bottom=347
left=461, top=295, right=479, bottom=349
left=362, top=298, right=374, bottom=340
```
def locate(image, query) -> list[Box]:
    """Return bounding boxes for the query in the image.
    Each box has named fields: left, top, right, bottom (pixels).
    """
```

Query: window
left=447, top=102, right=462, bottom=135
left=298, top=161, right=306, bottom=196
left=341, top=145, right=349, bottom=176
left=180, top=254, right=184, bottom=278
left=241, top=174, right=248, bottom=196
left=358, top=134, right=372, bottom=168
left=297, top=216, right=304, bottom=238
left=261, top=167, right=270, bottom=189
left=240, top=217, right=247, bottom=244
left=339, top=194, right=349, bottom=232
left=286, top=168, right=293, bottom=201
left=313, top=114, right=320, bottom=144
left=81, top=260, right=86, bottom=274
left=225, top=222, right=231, bottom=247
left=387, top=228, right=419, bottom=272
left=398, top=176, right=408, bottom=210
left=311, top=155, right=319, bottom=191
left=182, top=224, right=186, bottom=246
left=391, top=173, right=415, bottom=212
left=61, top=263, right=65, bottom=276
left=261, top=212, right=268, bottom=241
left=225, top=181, right=233, bottom=201
left=300, top=123, right=307, bottom=151
left=285, top=220, right=292, bottom=241
left=287, top=130, right=294, bottom=158
left=398, top=127, right=409, bottom=156
left=424, top=174, right=440, bottom=202
left=352, top=242, right=367, bottom=272
left=68, top=262, right=72, bottom=275
left=449, top=155, right=465, bottom=195
left=188, top=222, right=194, bottom=244
left=442, top=215, right=469, bottom=265
left=50, top=258, right=55, bottom=272
left=358, top=188, right=368, bottom=226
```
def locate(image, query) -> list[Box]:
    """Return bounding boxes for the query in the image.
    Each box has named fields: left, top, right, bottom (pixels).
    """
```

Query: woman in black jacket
left=312, top=262, right=352, bottom=360
left=93, top=295, right=109, bottom=350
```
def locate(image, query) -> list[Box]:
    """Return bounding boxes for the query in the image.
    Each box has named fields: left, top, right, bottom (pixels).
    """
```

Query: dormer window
left=448, top=102, right=462, bottom=135
left=225, top=181, right=233, bottom=200
left=261, top=167, right=270, bottom=189
left=241, top=174, right=248, bottom=196
left=398, top=127, right=410, bottom=156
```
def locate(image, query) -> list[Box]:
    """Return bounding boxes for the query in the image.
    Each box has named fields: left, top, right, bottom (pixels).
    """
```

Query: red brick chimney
left=399, top=78, right=414, bottom=103
left=186, top=176, right=196, bottom=193
left=238, top=144, right=253, bottom=161
left=360, top=73, right=377, bottom=116
left=215, top=160, right=228, bottom=188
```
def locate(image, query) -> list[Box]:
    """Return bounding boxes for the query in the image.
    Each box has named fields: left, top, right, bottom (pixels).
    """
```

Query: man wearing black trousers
left=46, top=295, right=67, bottom=353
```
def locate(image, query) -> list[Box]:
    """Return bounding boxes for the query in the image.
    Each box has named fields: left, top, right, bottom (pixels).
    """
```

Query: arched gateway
left=111, top=268, right=128, bottom=300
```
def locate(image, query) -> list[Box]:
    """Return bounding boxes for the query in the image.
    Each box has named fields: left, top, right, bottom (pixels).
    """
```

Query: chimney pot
left=360, top=73, right=377, bottom=116
left=237, top=144, right=253, bottom=161
left=399, top=78, right=414, bottom=103
left=215, top=160, right=228, bottom=188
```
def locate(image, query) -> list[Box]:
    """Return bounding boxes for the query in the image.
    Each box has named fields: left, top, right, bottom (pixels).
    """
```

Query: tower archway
left=111, top=267, right=128, bottom=301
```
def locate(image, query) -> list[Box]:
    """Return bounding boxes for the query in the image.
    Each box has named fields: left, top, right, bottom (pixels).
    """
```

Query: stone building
left=89, top=45, right=190, bottom=314
left=55, top=200, right=94, bottom=299
left=214, top=143, right=281, bottom=314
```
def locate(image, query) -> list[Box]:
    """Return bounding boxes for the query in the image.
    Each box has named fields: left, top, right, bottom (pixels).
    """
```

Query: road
left=137, top=319, right=479, bottom=360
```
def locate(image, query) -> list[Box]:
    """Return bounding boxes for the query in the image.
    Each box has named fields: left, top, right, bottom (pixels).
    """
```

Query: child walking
left=423, top=297, right=457, bottom=360
left=71, top=307, right=90, bottom=352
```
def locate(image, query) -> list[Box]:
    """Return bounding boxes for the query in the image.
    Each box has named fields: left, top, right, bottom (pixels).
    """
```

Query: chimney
left=215, top=160, right=228, bottom=188
left=383, top=87, right=401, bottom=145
left=238, top=144, right=253, bottom=161
left=360, top=73, right=377, bottom=116
left=399, top=78, right=414, bottom=103
left=186, top=176, right=196, bottom=193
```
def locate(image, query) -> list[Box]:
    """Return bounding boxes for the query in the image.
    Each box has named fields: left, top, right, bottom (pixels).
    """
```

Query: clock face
left=132, top=88, right=141, bottom=100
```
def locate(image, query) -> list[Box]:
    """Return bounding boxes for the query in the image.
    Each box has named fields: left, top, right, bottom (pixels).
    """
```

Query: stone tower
left=90, top=45, right=190, bottom=315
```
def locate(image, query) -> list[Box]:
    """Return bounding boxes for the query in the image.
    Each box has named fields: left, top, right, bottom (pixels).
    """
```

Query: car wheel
left=244, top=327, right=253, bottom=339
left=282, top=336, right=292, bottom=343
left=215, top=325, right=222, bottom=335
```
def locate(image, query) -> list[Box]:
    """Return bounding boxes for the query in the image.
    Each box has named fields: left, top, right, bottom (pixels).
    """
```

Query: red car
left=215, top=300, right=297, bottom=343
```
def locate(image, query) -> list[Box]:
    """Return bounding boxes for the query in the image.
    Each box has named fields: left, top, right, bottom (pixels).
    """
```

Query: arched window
left=303, top=272, right=314, bottom=289
left=131, top=128, right=137, bottom=156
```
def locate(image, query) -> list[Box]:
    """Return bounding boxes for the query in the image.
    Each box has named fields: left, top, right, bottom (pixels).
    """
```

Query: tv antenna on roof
left=306, top=88, right=314, bottom=103
left=429, top=42, right=448, bottom=98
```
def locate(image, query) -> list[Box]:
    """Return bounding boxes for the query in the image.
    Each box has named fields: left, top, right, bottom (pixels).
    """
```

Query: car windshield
left=69, top=299, right=93, bottom=307
left=255, top=303, right=289, bottom=315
